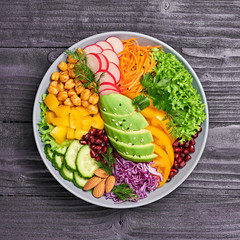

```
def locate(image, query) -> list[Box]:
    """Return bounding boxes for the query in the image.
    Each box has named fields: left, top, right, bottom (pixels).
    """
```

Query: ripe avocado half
left=100, top=110, right=148, bottom=131
left=99, top=94, right=136, bottom=115
left=108, top=136, right=155, bottom=157
left=104, top=123, right=153, bottom=145
left=118, top=151, right=157, bottom=163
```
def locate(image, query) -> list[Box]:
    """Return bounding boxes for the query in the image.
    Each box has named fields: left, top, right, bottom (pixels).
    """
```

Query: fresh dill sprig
left=112, top=184, right=138, bottom=201
left=97, top=146, right=115, bottom=175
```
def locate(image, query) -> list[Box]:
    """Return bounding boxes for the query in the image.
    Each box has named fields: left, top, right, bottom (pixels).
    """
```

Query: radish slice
left=83, top=44, right=103, bottom=54
left=100, top=89, right=120, bottom=96
left=107, top=62, right=121, bottom=83
left=95, top=71, right=116, bottom=85
left=99, top=82, right=120, bottom=93
left=106, top=36, right=124, bottom=54
left=96, top=41, right=113, bottom=51
left=102, top=50, right=119, bottom=66
left=97, top=53, right=109, bottom=71
left=86, top=53, right=101, bottom=74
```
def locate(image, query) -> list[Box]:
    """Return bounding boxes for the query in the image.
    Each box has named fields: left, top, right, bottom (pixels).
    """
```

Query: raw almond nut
left=94, top=169, right=109, bottom=179
left=93, top=179, right=106, bottom=198
left=105, top=176, right=116, bottom=193
left=83, top=176, right=102, bottom=191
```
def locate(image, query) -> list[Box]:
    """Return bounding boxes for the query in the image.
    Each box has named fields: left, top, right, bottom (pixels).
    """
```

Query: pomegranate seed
left=169, top=171, right=175, bottom=178
left=171, top=168, right=178, bottom=174
left=185, top=155, right=191, bottom=161
left=87, top=140, right=91, bottom=145
left=96, top=155, right=101, bottom=161
left=89, top=135, right=95, bottom=143
left=180, top=153, right=185, bottom=158
left=185, top=141, right=190, bottom=148
left=174, top=147, right=183, bottom=153
left=199, top=126, right=202, bottom=132
left=183, top=149, right=189, bottom=155
left=90, top=149, right=96, bottom=158
left=82, top=133, right=89, bottom=141
left=102, top=146, right=107, bottom=153
left=102, top=159, right=106, bottom=164
left=180, top=141, right=186, bottom=147
left=179, top=161, right=186, bottom=168
left=192, top=132, right=198, bottom=138
left=95, top=138, right=103, bottom=145
left=89, top=128, right=96, bottom=135
left=96, top=130, right=103, bottom=136
left=95, top=150, right=101, bottom=154
left=167, top=177, right=171, bottom=182
left=90, top=144, right=96, bottom=149
left=177, top=157, right=182, bottom=164
left=189, top=145, right=195, bottom=153
left=172, top=140, right=179, bottom=147
left=190, top=138, right=195, bottom=145
left=79, top=140, right=87, bottom=145
left=95, top=145, right=102, bottom=150
left=103, top=135, right=109, bottom=143
left=174, top=153, right=179, bottom=159
left=101, top=142, right=106, bottom=147
left=173, top=160, right=179, bottom=169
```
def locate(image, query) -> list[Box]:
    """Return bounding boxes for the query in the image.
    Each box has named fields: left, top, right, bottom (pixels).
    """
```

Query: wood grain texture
left=0, top=0, right=240, bottom=239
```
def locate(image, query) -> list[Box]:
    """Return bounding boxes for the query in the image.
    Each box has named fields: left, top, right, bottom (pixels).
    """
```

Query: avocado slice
left=104, top=123, right=153, bottom=145
left=118, top=151, right=157, bottom=163
left=108, top=136, right=155, bottom=157
left=99, top=94, right=136, bottom=115
left=100, top=110, right=148, bottom=131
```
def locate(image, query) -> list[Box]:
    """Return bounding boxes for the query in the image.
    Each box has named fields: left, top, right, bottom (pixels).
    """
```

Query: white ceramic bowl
left=33, top=31, right=209, bottom=208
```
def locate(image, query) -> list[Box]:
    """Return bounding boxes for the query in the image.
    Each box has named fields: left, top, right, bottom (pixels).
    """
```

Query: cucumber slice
left=54, top=146, right=67, bottom=155
left=60, top=164, right=74, bottom=181
left=65, top=140, right=83, bottom=171
left=52, top=153, right=64, bottom=170
left=73, top=172, right=88, bottom=188
left=76, top=145, right=99, bottom=178
left=44, top=144, right=54, bottom=161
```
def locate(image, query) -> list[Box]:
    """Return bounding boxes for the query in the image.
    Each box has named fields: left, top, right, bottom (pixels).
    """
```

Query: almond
left=93, top=179, right=106, bottom=198
left=105, top=176, right=116, bottom=193
left=83, top=176, right=102, bottom=191
left=94, top=168, right=109, bottom=179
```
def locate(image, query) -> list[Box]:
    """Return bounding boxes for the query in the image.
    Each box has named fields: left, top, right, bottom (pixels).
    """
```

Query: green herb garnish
left=112, top=184, right=138, bottom=201
left=65, top=49, right=100, bottom=93
left=97, top=146, right=116, bottom=175
left=133, top=49, right=206, bottom=142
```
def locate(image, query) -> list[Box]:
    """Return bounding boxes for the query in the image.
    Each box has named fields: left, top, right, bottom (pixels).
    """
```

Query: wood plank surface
left=0, top=0, right=240, bottom=239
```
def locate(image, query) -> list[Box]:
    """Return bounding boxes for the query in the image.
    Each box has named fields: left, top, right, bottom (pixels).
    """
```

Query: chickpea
left=68, top=89, right=77, bottom=97
left=71, top=95, right=81, bottom=106
left=65, top=79, right=75, bottom=90
left=57, top=82, right=64, bottom=92
left=81, top=89, right=91, bottom=101
left=82, top=100, right=90, bottom=108
left=58, top=61, right=68, bottom=71
left=67, top=55, right=78, bottom=64
left=51, top=72, right=60, bottom=81
left=87, top=105, right=98, bottom=115
left=75, top=83, right=85, bottom=94
left=59, top=73, right=69, bottom=82
left=89, top=93, right=99, bottom=105
left=48, top=86, right=58, bottom=95
left=64, top=98, right=74, bottom=106
left=67, top=63, right=75, bottom=70
left=50, top=81, right=58, bottom=88
left=68, top=69, right=75, bottom=78
left=57, top=91, right=68, bottom=101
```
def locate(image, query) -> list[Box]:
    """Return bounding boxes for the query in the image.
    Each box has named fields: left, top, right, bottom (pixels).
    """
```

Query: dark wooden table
left=1, top=0, right=240, bottom=239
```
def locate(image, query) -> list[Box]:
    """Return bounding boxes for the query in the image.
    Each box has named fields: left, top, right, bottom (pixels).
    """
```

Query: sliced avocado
left=104, top=123, right=153, bottom=145
left=100, top=110, right=148, bottom=131
left=99, top=94, right=136, bottom=115
left=109, top=136, right=154, bottom=157
left=118, top=151, right=157, bottom=163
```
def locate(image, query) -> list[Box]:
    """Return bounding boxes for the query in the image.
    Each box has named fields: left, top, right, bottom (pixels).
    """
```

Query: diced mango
left=70, top=109, right=82, bottom=129
left=44, top=93, right=59, bottom=111
left=92, top=113, right=104, bottom=129
left=75, top=107, right=90, bottom=116
left=67, top=128, right=75, bottom=140
left=46, top=111, right=56, bottom=124
left=50, top=126, right=68, bottom=145
left=53, top=105, right=70, bottom=117
left=82, top=116, right=94, bottom=131
left=74, top=129, right=88, bottom=140
left=51, top=114, right=70, bottom=127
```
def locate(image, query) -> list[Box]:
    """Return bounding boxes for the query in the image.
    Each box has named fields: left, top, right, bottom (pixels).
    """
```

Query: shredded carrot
left=118, top=39, right=161, bottom=98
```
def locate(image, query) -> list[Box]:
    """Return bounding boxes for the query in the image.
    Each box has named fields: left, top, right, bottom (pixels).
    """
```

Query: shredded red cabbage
left=105, top=157, right=162, bottom=203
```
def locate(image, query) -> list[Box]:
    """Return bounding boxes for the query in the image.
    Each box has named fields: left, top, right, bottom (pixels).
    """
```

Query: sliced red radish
left=99, top=82, right=120, bottom=93
left=96, top=40, right=113, bottom=51
left=100, top=89, right=121, bottom=96
left=86, top=53, right=101, bottom=74
left=95, top=71, right=116, bottom=85
left=107, top=62, right=121, bottom=83
left=106, top=36, right=124, bottom=54
left=97, top=53, right=109, bottom=71
left=102, top=49, right=119, bottom=66
left=83, top=44, right=103, bottom=54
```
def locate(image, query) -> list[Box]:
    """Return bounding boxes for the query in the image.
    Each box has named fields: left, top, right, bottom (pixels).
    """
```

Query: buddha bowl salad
left=38, top=36, right=206, bottom=202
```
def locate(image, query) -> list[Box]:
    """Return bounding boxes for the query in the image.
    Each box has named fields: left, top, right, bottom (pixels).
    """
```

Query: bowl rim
left=33, top=31, right=209, bottom=209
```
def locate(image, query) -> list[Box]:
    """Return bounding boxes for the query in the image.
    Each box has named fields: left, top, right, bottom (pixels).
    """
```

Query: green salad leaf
left=133, top=49, right=206, bottom=142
